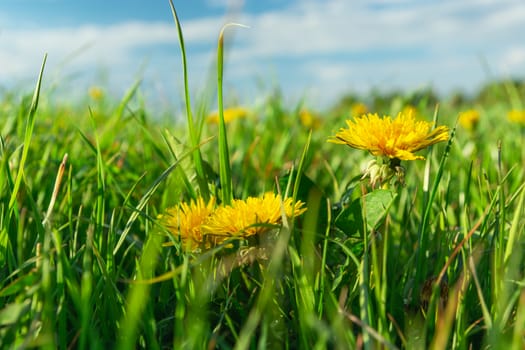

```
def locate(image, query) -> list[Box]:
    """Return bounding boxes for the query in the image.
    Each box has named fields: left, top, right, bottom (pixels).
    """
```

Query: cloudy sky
left=1, top=0, right=525, bottom=111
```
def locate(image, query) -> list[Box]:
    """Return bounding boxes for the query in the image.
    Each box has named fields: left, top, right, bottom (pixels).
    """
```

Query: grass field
left=1, top=6, right=525, bottom=350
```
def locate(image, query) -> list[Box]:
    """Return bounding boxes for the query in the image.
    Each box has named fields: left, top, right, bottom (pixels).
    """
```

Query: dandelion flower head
left=160, top=193, right=306, bottom=251
left=203, top=192, right=307, bottom=240
left=160, top=197, right=216, bottom=251
left=328, top=110, right=449, bottom=161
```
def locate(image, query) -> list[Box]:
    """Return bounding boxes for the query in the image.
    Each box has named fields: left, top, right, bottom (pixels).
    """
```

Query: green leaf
left=0, top=300, right=31, bottom=326
left=335, top=188, right=397, bottom=235
left=362, top=188, right=397, bottom=230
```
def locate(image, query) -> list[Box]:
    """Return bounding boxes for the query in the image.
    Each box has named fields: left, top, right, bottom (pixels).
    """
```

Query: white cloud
left=219, top=0, right=525, bottom=103
left=499, top=47, right=525, bottom=72
left=0, top=19, right=225, bottom=101
left=1, top=0, right=525, bottom=110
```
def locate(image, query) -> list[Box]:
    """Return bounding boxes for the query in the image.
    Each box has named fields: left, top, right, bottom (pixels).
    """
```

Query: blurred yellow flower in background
left=350, top=102, right=368, bottom=118
left=507, top=109, right=525, bottom=125
left=458, top=109, right=480, bottom=131
left=328, top=110, right=449, bottom=161
left=299, top=109, right=322, bottom=129
left=207, top=107, right=249, bottom=124
left=88, top=86, right=104, bottom=100
left=401, top=105, right=418, bottom=118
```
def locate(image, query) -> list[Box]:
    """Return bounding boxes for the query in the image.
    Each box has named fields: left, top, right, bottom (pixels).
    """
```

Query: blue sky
left=1, top=0, right=525, bottom=111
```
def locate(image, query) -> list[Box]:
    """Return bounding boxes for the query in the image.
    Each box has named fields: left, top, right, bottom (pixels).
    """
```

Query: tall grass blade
left=414, top=121, right=456, bottom=300
left=168, top=0, right=210, bottom=200
left=8, top=54, right=47, bottom=212
left=216, top=23, right=247, bottom=204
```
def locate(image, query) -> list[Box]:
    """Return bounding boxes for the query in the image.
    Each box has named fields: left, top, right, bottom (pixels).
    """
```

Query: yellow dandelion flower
left=203, top=192, right=307, bottom=241
left=350, top=102, right=368, bottom=118
left=207, top=107, right=249, bottom=124
left=299, top=109, right=322, bottom=129
left=160, top=197, right=216, bottom=251
left=88, top=86, right=104, bottom=100
left=507, top=109, right=525, bottom=125
left=458, top=109, right=480, bottom=131
left=328, top=110, right=449, bottom=161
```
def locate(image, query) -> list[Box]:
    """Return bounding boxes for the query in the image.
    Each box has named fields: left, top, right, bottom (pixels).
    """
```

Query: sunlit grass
left=1, top=5, right=525, bottom=350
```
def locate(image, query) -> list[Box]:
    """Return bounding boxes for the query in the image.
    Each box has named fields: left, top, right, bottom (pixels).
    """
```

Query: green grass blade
left=216, top=24, right=233, bottom=204
left=8, top=54, right=47, bottom=212
left=116, top=228, right=163, bottom=350
left=414, top=122, right=456, bottom=301
left=113, top=138, right=211, bottom=255
left=216, top=23, right=247, bottom=204
left=168, top=0, right=210, bottom=200
left=503, top=182, right=524, bottom=264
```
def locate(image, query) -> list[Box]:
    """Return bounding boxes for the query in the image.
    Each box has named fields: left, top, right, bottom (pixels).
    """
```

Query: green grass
left=1, top=7, right=525, bottom=350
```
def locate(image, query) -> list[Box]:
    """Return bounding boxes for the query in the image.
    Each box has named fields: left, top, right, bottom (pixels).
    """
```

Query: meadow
left=1, top=6, right=525, bottom=350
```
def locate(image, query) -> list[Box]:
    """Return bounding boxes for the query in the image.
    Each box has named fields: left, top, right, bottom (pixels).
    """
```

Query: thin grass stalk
left=469, top=249, right=493, bottom=331
left=216, top=23, right=246, bottom=204
left=292, top=130, right=312, bottom=207
left=429, top=249, right=480, bottom=350
left=369, top=229, right=384, bottom=337
left=0, top=141, right=17, bottom=268
left=340, top=310, right=398, bottom=349
left=300, top=186, right=321, bottom=298
left=42, top=154, right=68, bottom=227
left=112, top=139, right=212, bottom=255
left=491, top=185, right=525, bottom=344
left=161, top=131, right=197, bottom=200
left=503, top=184, right=524, bottom=264
left=106, top=209, right=117, bottom=279
left=39, top=153, right=67, bottom=349
left=51, top=229, right=67, bottom=349
left=233, top=224, right=289, bottom=350
left=511, top=289, right=525, bottom=349
left=380, top=216, right=390, bottom=340
left=414, top=122, right=456, bottom=304
left=115, top=79, right=141, bottom=120
left=168, top=0, right=209, bottom=200
left=492, top=141, right=508, bottom=337
left=39, top=212, right=56, bottom=349
left=8, top=54, right=46, bottom=212
left=289, top=246, right=315, bottom=347
left=317, top=197, right=331, bottom=317
left=95, top=113, right=107, bottom=260
left=116, top=229, right=164, bottom=350
left=79, top=226, right=94, bottom=350
left=359, top=185, right=372, bottom=349
left=234, top=130, right=311, bottom=349
left=8, top=54, right=46, bottom=265
left=173, top=257, right=190, bottom=348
